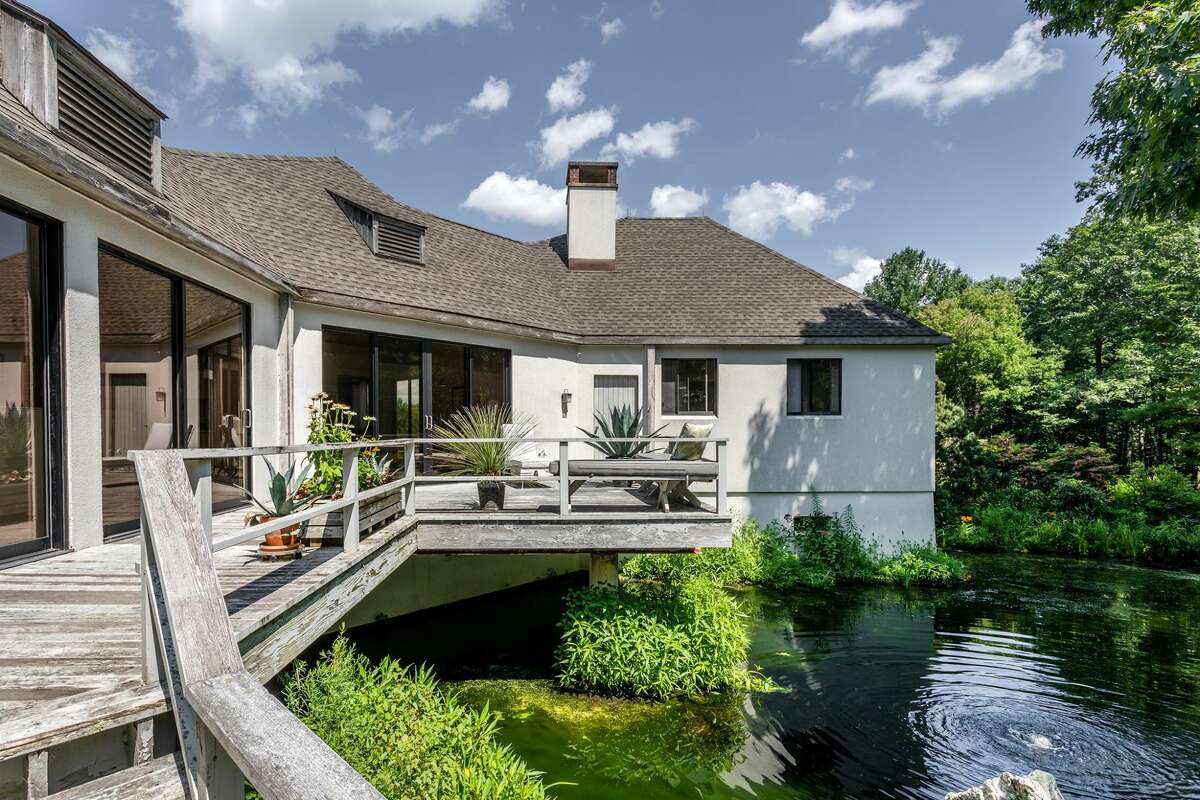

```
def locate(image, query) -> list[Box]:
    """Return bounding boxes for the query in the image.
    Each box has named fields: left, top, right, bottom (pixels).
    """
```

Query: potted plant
left=431, top=405, right=535, bottom=511
left=578, top=404, right=665, bottom=458
left=244, top=456, right=317, bottom=558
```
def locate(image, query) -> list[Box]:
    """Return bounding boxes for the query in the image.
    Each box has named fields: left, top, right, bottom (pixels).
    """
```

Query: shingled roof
left=160, top=148, right=944, bottom=345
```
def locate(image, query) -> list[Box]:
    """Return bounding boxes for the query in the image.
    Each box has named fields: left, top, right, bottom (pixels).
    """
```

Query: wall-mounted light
left=561, top=390, right=573, bottom=405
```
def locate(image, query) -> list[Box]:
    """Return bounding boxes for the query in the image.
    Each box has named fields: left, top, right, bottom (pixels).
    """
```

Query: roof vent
left=333, top=194, right=425, bottom=264
left=56, top=53, right=156, bottom=185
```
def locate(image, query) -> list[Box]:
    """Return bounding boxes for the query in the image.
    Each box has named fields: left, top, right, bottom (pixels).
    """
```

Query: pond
left=339, top=554, right=1200, bottom=799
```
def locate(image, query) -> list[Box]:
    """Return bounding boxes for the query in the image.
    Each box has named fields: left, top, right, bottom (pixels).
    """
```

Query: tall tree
left=1028, top=0, right=1200, bottom=216
left=1021, top=215, right=1200, bottom=465
left=863, top=247, right=972, bottom=317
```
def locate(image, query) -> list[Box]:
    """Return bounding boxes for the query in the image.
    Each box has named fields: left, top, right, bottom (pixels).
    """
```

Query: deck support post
left=589, top=553, right=619, bottom=587
left=126, top=718, right=155, bottom=765
left=24, top=749, right=47, bottom=799
left=558, top=441, right=570, bottom=515
left=403, top=443, right=417, bottom=516
left=715, top=440, right=727, bottom=513
left=342, top=448, right=359, bottom=552
left=187, top=459, right=213, bottom=546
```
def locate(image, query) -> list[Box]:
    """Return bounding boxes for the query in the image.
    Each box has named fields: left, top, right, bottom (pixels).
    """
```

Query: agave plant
left=244, top=456, right=318, bottom=525
left=431, top=404, right=536, bottom=477
left=578, top=405, right=666, bottom=458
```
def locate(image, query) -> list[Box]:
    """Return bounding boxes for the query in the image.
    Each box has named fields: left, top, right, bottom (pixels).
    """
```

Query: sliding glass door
left=0, top=204, right=62, bottom=561
left=322, top=328, right=510, bottom=470
left=100, top=246, right=250, bottom=536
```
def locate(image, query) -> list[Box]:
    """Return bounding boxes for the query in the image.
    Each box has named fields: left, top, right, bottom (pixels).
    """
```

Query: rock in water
left=945, top=771, right=1064, bottom=800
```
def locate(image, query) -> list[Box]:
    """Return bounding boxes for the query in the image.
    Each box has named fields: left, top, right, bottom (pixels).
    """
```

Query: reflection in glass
left=322, top=329, right=373, bottom=433
left=431, top=342, right=467, bottom=427
left=379, top=337, right=421, bottom=436
left=185, top=282, right=246, bottom=506
left=471, top=348, right=507, bottom=407
left=99, top=250, right=173, bottom=535
left=0, top=209, right=46, bottom=553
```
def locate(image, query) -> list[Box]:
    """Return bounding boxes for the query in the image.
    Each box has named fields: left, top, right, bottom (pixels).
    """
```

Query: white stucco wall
left=1, top=153, right=285, bottom=550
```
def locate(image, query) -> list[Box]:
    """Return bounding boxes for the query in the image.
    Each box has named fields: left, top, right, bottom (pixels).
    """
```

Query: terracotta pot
left=477, top=481, right=506, bottom=511
left=257, top=516, right=302, bottom=557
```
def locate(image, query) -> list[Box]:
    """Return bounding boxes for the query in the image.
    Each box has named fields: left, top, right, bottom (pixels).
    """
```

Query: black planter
left=478, top=481, right=506, bottom=511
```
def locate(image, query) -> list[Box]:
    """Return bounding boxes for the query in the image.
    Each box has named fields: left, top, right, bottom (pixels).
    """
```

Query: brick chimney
left=565, top=161, right=617, bottom=270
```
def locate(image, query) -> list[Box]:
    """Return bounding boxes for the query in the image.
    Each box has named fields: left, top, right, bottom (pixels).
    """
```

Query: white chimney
left=565, top=161, right=617, bottom=270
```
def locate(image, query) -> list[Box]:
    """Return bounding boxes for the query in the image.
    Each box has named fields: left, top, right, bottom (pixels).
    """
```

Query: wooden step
left=50, top=753, right=186, bottom=800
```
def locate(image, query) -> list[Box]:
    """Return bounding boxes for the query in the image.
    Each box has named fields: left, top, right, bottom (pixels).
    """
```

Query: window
left=787, top=359, right=842, bottom=415
left=662, top=358, right=717, bottom=416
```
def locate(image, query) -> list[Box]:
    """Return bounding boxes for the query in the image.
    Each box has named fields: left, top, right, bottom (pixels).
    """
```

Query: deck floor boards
left=0, top=482, right=725, bottom=760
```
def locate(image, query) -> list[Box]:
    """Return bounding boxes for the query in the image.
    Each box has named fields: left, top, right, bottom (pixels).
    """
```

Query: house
left=0, top=0, right=944, bottom=572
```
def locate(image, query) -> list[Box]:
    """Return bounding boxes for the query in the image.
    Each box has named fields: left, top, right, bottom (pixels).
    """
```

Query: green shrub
left=874, top=545, right=965, bottom=587
left=554, top=578, right=768, bottom=699
left=1110, top=464, right=1200, bottom=524
left=276, top=635, right=550, bottom=800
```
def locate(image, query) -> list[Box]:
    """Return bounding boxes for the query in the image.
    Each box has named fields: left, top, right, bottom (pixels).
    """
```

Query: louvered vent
left=57, top=55, right=155, bottom=184
left=376, top=216, right=424, bottom=263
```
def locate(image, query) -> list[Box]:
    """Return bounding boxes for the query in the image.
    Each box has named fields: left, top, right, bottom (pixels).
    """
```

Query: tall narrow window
left=322, top=329, right=373, bottom=432
left=0, top=206, right=58, bottom=560
left=787, top=359, right=842, bottom=415
left=661, top=358, right=717, bottom=416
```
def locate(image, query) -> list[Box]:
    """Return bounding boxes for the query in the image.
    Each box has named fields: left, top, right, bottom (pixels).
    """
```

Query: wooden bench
left=549, top=456, right=717, bottom=511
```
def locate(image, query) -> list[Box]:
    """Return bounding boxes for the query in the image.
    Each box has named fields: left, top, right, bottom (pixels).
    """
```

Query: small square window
left=662, top=358, right=717, bottom=415
left=787, top=359, right=841, bottom=415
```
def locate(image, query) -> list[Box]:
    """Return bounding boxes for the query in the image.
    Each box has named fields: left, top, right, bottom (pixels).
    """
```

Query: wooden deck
left=0, top=481, right=731, bottom=773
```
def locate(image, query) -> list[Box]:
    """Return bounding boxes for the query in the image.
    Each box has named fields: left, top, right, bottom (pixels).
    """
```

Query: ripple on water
left=908, top=625, right=1200, bottom=800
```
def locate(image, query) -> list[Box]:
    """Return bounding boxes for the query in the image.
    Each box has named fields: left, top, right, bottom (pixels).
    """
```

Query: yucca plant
left=578, top=404, right=665, bottom=458
left=431, top=405, right=535, bottom=510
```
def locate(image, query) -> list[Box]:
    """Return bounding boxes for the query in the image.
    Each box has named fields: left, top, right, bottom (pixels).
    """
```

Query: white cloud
left=234, top=103, right=261, bottom=135
left=85, top=29, right=154, bottom=88
left=801, top=0, right=919, bottom=55
left=539, top=107, right=616, bottom=167
left=600, top=117, right=695, bottom=163
left=462, top=171, right=566, bottom=226
left=467, top=76, right=511, bottom=112
left=649, top=0, right=666, bottom=17
left=545, top=58, right=592, bottom=113
left=420, top=120, right=459, bottom=144
left=841, top=146, right=855, bottom=160
left=650, top=185, right=709, bottom=217
left=834, top=175, right=874, bottom=193
left=170, top=0, right=501, bottom=113
left=722, top=181, right=848, bottom=240
left=600, top=18, right=625, bottom=43
left=867, top=21, right=1064, bottom=117
left=831, top=246, right=882, bottom=291
left=355, top=104, right=411, bottom=152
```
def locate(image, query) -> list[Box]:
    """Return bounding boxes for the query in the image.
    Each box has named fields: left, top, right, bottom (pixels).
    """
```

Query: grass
left=554, top=578, right=774, bottom=700
left=260, top=635, right=552, bottom=800
left=941, top=504, right=1200, bottom=566
left=622, top=514, right=965, bottom=591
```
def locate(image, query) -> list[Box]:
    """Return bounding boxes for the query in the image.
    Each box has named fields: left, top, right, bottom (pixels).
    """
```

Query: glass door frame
left=320, top=326, right=513, bottom=472
left=98, top=242, right=252, bottom=534
left=0, top=196, right=65, bottom=563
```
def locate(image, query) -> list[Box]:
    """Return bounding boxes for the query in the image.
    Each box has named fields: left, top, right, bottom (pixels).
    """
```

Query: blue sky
left=31, top=0, right=1108, bottom=287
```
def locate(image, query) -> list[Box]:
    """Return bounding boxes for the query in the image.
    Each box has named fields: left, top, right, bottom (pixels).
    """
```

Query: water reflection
left=339, top=555, right=1200, bottom=799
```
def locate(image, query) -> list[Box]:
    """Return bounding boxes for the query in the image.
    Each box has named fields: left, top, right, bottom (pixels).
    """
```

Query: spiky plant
left=431, top=405, right=536, bottom=478
left=244, top=456, right=318, bottom=525
left=578, top=404, right=666, bottom=458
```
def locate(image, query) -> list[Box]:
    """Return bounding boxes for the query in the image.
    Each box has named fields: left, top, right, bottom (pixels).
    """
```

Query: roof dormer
left=332, top=193, right=426, bottom=265
left=0, top=0, right=165, bottom=189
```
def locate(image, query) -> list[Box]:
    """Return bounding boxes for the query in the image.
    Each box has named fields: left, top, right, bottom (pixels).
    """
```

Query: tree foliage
left=862, top=246, right=972, bottom=317
left=1028, top=0, right=1200, bottom=216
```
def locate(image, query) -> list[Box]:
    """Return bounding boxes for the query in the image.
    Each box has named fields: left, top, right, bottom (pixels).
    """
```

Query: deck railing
left=129, top=435, right=726, bottom=799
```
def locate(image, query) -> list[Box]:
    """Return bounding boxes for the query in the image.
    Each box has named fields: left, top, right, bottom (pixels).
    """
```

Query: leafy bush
left=873, top=545, right=966, bottom=588
left=624, top=510, right=964, bottom=591
left=554, top=578, right=769, bottom=699
left=274, top=635, right=550, bottom=800
left=1110, top=464, right=1200, bottom=524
